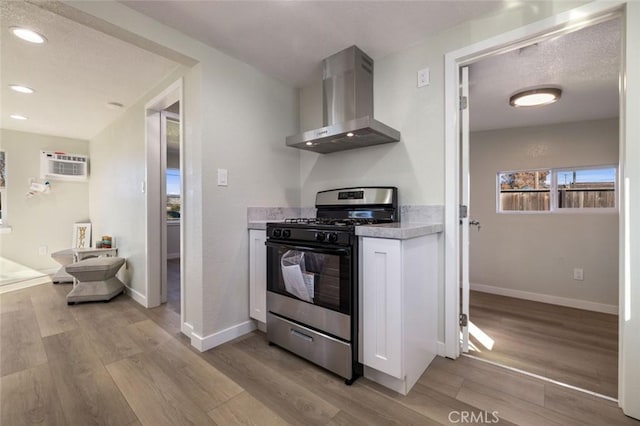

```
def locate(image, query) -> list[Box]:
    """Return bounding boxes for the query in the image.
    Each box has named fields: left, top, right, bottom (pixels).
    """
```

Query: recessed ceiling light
left=106, top=102, right=124, bottom=110
left=10, top=114, right=28, bottom=120
left=510, top=88, right=562, bottom=107
left=9, top=84, right=35, bottom=94
left=10, top=27, right=47, bottom=44
left=305, top=141, right=313, bottom=146
left=346, top=132, right=354, bottom=137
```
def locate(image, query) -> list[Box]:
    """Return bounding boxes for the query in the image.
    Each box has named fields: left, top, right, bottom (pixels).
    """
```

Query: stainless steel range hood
left=286, top=46, right=401, bottom=154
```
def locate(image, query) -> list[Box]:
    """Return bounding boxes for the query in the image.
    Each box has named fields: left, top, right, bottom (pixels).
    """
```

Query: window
left=0, top=151, right=5, bottom=225
left=498, top=169, right=550, bottom=212
left=556, top=167, right=616, bottom=209
left=498, top=165, right=617, bottom=213
left=166, top=168, right=180, bottom=220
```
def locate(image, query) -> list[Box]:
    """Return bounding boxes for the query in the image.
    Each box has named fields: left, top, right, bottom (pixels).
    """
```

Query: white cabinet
left=360, top=234, right=439, bottom=395
left=249, top=229, right=267, bottom=323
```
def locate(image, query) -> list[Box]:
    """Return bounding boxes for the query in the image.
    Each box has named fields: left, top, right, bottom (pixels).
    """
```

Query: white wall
left=73, top=1, right=300, bottom=343
left=0, top=129, right=90, bottom=270
left=469, top=119, right=618, bottom=307
left=89, top=68, right=187, bottom=297
left=298, top=1, right=588, bottom=206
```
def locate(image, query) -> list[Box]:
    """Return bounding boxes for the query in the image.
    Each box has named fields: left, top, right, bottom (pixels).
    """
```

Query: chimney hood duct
left=286, top=46, right=400, bottom=154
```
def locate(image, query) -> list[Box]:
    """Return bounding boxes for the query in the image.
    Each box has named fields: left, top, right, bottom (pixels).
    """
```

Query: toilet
left=65, top=256, right=125, bottom=305
left=50, top=248, right=75, bottom=283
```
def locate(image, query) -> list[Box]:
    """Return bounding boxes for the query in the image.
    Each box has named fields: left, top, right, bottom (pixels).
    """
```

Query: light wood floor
left=469, top=290, right=618, bottom=398
left=1, top=283, right=636, bottom=425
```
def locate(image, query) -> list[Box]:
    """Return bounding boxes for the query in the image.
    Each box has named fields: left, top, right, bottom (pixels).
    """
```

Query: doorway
left=163, top=104, right=182, bottom=313
left=144, top=79, right=184, bottom=319
left=462, top=18, right=621, bottom=398
left=444, top=0, right=632, bottom=409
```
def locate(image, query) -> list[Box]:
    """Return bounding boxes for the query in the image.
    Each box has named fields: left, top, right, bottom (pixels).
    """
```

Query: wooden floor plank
left=42, top=330, right=138, bottom=425
left=0, top=363, right=67, bottom=426
left=0, top=307, right=48, bottom=376
left=469, top=290, right=618, bottom=397
left=233, top=333, right=439, bottom=425
left=106, top=352, right=216, bottom=426
left=207, top=390, right=289, bottom=426
left=147, top=338, right=244, bottom=412
left=1, top=282, right=635, bottom=425
left=202, top=340, right=340, bottom=426
left=30, top=284, right=78, bottom=338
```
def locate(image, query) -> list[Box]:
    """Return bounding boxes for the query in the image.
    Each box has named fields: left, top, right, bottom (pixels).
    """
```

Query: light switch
left=217, top=168, right=228, bottom=186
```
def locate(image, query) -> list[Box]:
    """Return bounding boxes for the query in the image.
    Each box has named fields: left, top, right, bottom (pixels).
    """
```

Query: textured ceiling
left=469, top=17, right=621, bottom=132
left=121, top=0, right=506, bottom=88
left=0, top=1, right=181, bottom=140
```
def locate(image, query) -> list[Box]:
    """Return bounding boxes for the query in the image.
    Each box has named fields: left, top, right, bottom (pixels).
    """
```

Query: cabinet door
left=249, top=229, right=267, bottom=322
left=361, top=237, right=403, bottom=378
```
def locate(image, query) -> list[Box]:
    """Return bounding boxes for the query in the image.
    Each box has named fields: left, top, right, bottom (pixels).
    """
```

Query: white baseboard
left=125, top=285, right=147, bottom=307
left=182, top=321, right=194, bottom=338
left=436, top=341, right=446, bottom=357
left=40, top=267, right=58, bottom=275
left=189, top=320, right=256, bottom=352
left=167, top=253, right=180, bottom=260
left=470, top=283, right=618, bottom=315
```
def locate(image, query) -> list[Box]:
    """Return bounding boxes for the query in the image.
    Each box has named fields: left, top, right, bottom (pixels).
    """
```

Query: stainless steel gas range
left=265, top=187, right=398, bottom=385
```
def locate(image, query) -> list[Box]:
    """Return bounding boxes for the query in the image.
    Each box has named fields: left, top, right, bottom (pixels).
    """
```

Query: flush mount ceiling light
left=9, top=84, right=35, bottom=94
left=10, top=27, right=47, bottom=44
left=509, top=88, right=562, bottom=107
left=10, top=114, right=28, bottom=120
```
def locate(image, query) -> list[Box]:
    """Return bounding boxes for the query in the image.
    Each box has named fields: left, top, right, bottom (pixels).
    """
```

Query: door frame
left=443, top=0, right=626, bottom=395
left=144, top=78, right=184, bottom=318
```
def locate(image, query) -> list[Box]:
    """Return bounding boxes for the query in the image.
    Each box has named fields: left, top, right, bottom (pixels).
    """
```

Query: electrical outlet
left=38, top=245, right=48, bottom=256
left=573, top=268, right=584, bottom=281
left=417, top=67, right=430, bottom=87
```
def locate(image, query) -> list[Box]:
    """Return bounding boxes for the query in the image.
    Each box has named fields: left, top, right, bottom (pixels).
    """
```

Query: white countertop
left=248, top=220, right=443, bottom=239
left=355, top=222, right=443, bottom=240
left=248, top=220, right=285, bottom=230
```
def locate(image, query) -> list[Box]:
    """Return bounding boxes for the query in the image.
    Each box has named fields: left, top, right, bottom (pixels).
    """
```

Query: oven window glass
left=267, top=245, right=351, bottom=314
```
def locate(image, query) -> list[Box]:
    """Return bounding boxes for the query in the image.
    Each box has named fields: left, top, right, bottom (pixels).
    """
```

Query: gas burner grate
left=283, top=217, right=382, bottom=226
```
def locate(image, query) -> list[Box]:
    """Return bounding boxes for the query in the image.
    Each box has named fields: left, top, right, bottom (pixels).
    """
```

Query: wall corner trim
left=470, top=282, right=618, bottom=315
left=189, top=320, right=257, bottom=352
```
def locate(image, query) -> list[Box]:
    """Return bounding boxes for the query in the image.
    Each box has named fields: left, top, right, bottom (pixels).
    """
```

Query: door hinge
left=459, top=205, right=468, bottom=219
left=459, top=313, right=468, bottom=327
left=460, top=96, right=468, bottom=110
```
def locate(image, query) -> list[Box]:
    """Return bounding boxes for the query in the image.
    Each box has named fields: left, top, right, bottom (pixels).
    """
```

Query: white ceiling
left=0, top=1, right=181, bottom=140
left=120, top=0, right=506, bottom=88
left=469, top=17, right=621, bottom=132
left=1, top=1, right=621, bottom=141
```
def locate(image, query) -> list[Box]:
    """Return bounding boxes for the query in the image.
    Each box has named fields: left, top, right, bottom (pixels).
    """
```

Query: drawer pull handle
left=290, top=329, right=313, bottom=342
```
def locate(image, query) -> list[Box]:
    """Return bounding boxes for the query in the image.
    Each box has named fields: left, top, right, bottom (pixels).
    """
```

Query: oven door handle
left=265, top=241, right=350, bottom=256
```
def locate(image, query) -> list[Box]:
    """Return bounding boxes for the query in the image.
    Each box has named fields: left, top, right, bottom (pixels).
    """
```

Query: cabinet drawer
left=267, top=313, right=352, bottom=379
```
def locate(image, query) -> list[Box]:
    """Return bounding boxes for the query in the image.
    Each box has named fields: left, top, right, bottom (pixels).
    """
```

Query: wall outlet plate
left=417, top=67, right=430, bottom=87
left=573, top=268, right=584, bottom=281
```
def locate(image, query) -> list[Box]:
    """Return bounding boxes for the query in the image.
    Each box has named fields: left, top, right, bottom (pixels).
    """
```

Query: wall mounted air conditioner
left=40, top=151, right=89, bottom=181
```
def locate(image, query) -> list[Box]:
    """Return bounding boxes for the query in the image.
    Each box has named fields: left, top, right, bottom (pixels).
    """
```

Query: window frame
left=497, top=164, right=618, bottom=214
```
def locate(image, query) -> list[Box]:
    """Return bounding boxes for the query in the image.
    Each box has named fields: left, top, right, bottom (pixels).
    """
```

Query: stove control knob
left=282, top=229, right=291, bottom=239
left=273, top=229, right=282, bottom=238
left=328, top=232, right=338, bottom=243
left=315, top=232, right=326, bottom=242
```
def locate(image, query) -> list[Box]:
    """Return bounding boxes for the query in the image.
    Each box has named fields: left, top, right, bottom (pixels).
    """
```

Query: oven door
left=266, top=240, right=353, bottom=341
left=266, top=241, right=352, bottom=313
